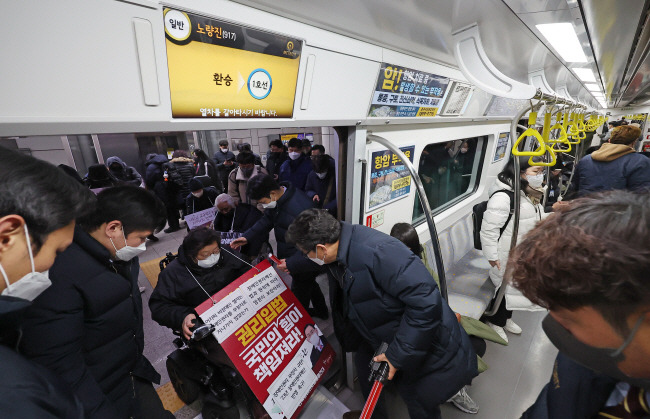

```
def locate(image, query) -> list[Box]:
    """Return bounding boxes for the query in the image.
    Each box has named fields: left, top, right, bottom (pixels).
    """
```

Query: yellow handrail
left=528, top=144, right=557, bottom=167
left=512, top=111, right=547, bottom=157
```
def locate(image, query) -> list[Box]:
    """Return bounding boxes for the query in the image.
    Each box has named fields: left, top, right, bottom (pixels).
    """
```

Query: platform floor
left=139, top=227, right=557, bottom=419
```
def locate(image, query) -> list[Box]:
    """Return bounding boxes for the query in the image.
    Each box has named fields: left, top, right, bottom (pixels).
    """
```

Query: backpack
left=163, top=162, right=183, bottom=187
left=472, top=189, right=515, bottom=250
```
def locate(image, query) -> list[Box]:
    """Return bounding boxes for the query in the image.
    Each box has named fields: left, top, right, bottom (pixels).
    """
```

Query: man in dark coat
left=0, top=147, right=95, bottom=418
left=213, top=140, right=238, bottom=193
left=20, top=186, right=172, bottom=419
left=213, top=193, right=264, bottom=259
left=305, top=154, right=337, bottom=216
left=185, top=178, right=219, bottom=216
left=144, top=153, right=170, bottom=241
left=572, top=125, right=650, bottom=196
left=285, top=209, right=478, bottom=419
left=106, top=156, right=143, bottom=186
left=279, top=137, right=312, bottom=191
left=230, top=174, right=328, bottom=319
left=266, top=139, right=288, bottom=180
left=163, top=150, right=196, bottom=232
left=511, top=190, right=650, bottom=418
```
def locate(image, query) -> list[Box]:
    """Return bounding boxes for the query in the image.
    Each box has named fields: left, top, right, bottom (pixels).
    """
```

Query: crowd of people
left=1, top=119, right=649, bottom=419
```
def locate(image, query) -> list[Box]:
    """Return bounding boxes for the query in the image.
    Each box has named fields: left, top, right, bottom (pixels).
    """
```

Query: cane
left=360, top=342, right=390, bottom=419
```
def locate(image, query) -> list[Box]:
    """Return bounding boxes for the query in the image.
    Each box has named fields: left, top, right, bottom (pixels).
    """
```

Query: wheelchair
left=159, top=253, right=270, bottom=419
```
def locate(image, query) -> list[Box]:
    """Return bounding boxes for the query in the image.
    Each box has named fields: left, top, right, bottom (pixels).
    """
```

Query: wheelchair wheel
left=166, top=356, right=201, bottom=405
left=202, top=402, right=240, bottom=419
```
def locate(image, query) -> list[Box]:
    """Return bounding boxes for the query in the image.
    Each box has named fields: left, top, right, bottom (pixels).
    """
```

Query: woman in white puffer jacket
left=480, top=156, right=548, bottom=342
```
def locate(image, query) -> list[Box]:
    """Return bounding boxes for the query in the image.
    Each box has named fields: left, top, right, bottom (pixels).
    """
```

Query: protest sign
left=196, top=260, right=334, bottom=418
left=185, top=207, right=216, bottom=230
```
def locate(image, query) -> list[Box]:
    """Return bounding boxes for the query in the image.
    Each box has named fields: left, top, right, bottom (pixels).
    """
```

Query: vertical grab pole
left=367, top=134, right=448, bottom=301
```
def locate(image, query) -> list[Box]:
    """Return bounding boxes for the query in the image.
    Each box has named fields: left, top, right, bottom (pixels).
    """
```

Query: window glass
left=413, top=136, right=485, bottom=221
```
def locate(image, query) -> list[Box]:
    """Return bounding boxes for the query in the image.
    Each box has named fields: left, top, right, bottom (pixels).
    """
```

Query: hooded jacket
left=279, top=154, right=312, bottom=190
left=144, top=154, right=169, bottom=202
left=330, top=222, right=477, bottom=407
left=574, top=143, right=650, bottom=196
left=149, top=244, right=249, bottom=331
left=20, top=226, right=160, bottom=419
left=0, top=296, right=84, bottom=418
left=480, top=178, right=548, bottom=311
left=106, top=156, right=142, bottom=187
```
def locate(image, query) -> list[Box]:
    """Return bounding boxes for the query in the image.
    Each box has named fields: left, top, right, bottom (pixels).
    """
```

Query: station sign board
left=368, top=63, right=450, bottom=118
left=164, top=8, right=302, bottom=118
left=196, top=260, right=334, bottom=418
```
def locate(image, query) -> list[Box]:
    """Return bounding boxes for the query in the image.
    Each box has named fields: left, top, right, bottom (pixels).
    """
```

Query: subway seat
left=424, top=214, right=494, bottom=319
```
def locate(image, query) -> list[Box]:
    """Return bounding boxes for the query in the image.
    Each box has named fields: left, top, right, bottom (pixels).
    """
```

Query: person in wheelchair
left=149, top=227, right=249, bottom=339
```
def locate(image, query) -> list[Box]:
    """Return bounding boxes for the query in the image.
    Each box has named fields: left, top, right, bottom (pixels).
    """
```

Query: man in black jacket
left=511, top=190, right=650, bottom=418
left=230, top=174, right=328, bottom=319
left=0, top=147, right=94, bottom=418
left=286, top=209, right=477, bottom=419
left=21, top=185, right=172, bottom=419
left=164, top=150, right=196, bottom=233
left=213, top=193, right=264, bottom=259
left=213, top=140, right=238, bottom=193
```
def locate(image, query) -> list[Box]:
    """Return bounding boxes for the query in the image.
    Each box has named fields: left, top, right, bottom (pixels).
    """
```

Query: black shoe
left=307, top=308, right=329, bottom=320
left=164, top=226, right=181, bottom=234
left=147, top=234, right=159, bottom=242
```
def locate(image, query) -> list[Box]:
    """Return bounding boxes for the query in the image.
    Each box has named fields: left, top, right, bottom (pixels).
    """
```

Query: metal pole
left=367, top=134, right=448, bottom=301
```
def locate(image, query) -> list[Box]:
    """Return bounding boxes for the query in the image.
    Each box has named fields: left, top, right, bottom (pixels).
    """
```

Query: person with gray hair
left=213, top=193, right=265, bottom=259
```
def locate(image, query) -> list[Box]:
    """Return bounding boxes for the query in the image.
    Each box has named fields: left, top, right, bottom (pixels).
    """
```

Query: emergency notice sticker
left=196, top=260, right=335, bottom=418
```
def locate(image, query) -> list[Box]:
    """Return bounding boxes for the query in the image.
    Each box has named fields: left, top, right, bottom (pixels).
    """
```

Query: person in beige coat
left=227, top=151, right=268, bottom=211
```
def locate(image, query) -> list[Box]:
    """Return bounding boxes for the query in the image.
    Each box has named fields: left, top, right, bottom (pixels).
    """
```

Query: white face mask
left=308, top=333, right=321, bottom=347
left=192, top=190, right=204, bottom=198
left=220, top=148, right=228, bottom=153
left=262, top=200, right=277, bottom=209
left=308, top=247, right=326, bottom=266
left=0, top=225, right=52, bottom=301
left=197, top=252, right=220, bottom=268
left=460, top=148, right=469, bottom=154
left=110, top=228, right=146, bottom=261
left=526, top=173, right=544, bottom=188
left=315, top=171, right=327, bottom=179
left=288, top=152, right=301, bottom=160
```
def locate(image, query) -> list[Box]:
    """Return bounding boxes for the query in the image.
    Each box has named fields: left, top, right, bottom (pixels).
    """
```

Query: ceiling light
left=536, top=23, right=588, bottom=63
left=573, top=68, right=597, bottom=83
left=585, top=83, right=601, bottom=92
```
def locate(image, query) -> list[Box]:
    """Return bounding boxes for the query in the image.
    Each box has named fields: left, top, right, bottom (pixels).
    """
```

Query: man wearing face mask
left=230, top=174, right=328, bottom=319
left=20, top=185, right=172, bottom=419
left=228, top=151, right=268, bottom=211
left=305, top=154, right=337, bottom=217
left=185, top=178, right=219, bottom=216
left=279, top=137, right=313, bottom=191
left=213, top=194, right=264, bottom=259
left=265, top=139, right=288, bottom=180
left=213, top=140, right=238, bottom=194
left=285, top=209, right=477, bottom=419
left=511, top=190, right=650, bottom=418
left=0, top=147, right=95, bottom=418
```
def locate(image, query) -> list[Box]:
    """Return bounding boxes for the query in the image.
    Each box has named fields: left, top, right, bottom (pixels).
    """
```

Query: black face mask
left=241, top=167, right=254, bottom=178
left=542, top=314, right=650, bottom=390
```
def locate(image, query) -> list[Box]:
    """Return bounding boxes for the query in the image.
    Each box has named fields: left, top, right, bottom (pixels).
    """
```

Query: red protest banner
left=195, top=259, right=335, bottom=418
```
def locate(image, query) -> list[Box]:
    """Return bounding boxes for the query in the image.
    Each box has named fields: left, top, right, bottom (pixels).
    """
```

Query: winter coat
left=213, top=203, right=265, bottom=257
left=166, top=157, right=196, bottom=205
left=304, top=169, right=337, bottom=216
left=20, top=226, right=160, bottom=419
left=144, top=154, right=168, bottom=203
left=0, top=296, right=84, bottom=419
left=242, top=184, right=317, bottom=274
left=106, top=156, right=143, bottom=187
left=185, top=186, right=219, bottom=215
left=279, top=154, right=312, bottom=190
left=149, top=244, right=249, bottom=331
left=266, top=151, right=289, bottom=178
left=330, top=222, right=477, bottom=407
left=480, top=178, right=548, bottom=311
left=521, top=353, right=617, bottom=419
left=194, top=158, right=221, bottom=189
left=573, top=143, right=650, bottom=196
left=213, top=149, right=238, bottom=190
left=227, top=165, right=269, bottom=211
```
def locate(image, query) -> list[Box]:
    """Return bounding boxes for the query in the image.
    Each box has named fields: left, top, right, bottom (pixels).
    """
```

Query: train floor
left=138, top=226, right=557, bottom=418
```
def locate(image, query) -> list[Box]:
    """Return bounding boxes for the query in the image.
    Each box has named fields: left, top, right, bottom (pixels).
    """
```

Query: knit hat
left=189, top=178, right=203, bottom=191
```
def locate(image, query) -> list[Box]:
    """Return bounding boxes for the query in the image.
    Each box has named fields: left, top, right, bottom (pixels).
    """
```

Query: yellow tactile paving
left=156, top=381, right=186, bottom=413
left=140, top=256, right=165, bottom=289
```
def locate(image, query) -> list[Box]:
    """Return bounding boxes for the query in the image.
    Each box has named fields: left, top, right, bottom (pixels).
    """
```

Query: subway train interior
left=2, top=0, right=650, bottom=418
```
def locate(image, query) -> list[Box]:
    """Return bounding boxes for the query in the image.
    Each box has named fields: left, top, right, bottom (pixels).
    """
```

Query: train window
left=413, top=136, right=486, bottom=221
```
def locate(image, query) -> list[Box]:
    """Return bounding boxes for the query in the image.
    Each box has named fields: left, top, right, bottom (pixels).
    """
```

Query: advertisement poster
left=164, top=8, right=302, bottom=118
left=184, top=207, right=216, bottom=230
left=196, top=260, right=335, bottom=419
left=493, top=132, right=509, bottom=163
left=368, top=63, right=450, bottom=118
left=368, top=146, right=415, bottom=210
